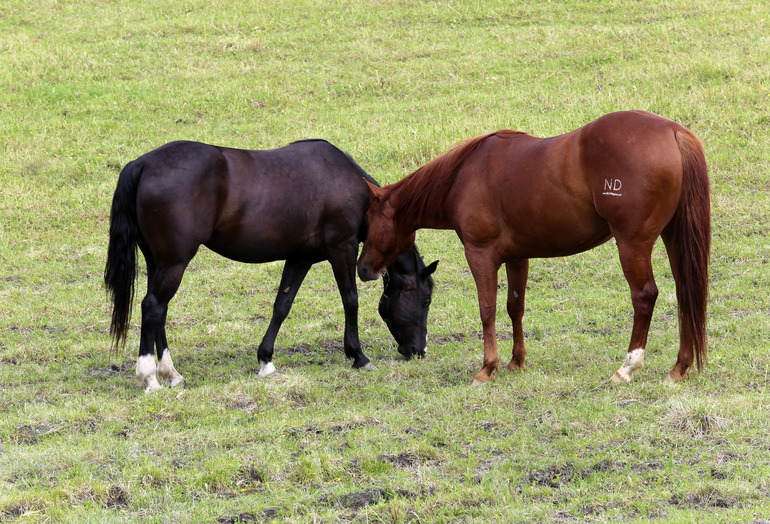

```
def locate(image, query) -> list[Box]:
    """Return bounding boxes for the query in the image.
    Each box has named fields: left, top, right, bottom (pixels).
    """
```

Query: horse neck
left=386, top=131, right=502, bottom=232
left=387, top=171, right=453, bottom=231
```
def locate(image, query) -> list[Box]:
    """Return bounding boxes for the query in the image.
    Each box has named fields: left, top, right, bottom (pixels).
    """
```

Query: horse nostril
left=358, top=264, right=378, bottom=282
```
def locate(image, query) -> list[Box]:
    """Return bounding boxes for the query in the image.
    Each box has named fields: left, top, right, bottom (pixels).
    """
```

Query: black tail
left=104, top=159, right=143, bottom=350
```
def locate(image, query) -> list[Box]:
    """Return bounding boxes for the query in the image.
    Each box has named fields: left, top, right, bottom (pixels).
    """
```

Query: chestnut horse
left=105, top=139, right=437, bottom=392
left=358, top=111, right=710, bottom=384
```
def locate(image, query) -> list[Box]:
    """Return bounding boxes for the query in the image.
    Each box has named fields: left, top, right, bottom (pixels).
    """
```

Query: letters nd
left=603, top=178, right=622, bottom=196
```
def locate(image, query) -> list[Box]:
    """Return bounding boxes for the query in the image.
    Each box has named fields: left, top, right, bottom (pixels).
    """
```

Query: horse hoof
left=611, top=370, right=631, bottom=383
left=507, top=361, right=526, bottom=371
left=471, top=372, right=493, bottom=385
left=612, top=349, right=644, bottom=384
left=141, top=374, right=163, bottom=393
left=258, top=361, right=277, bottom=378
left=666, top=370, right=689, bottom=382
left=362, top=362, right=377, bottom=371
left=144, top=382, right=163, bottom=393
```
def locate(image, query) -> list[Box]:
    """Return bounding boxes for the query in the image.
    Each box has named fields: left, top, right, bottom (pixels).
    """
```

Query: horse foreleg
left=612, top=241, right=658, bottom=383
left=466, top=248, right=502, bottom=385
left=505, top=259, right=529, bottom=371
left=257, top=260, right=312, bottom=377
left=329, top=245, right=373, bottom=370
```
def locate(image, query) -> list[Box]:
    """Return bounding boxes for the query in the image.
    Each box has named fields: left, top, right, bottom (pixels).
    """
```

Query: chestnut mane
left=385, top=130, right=525, bottom=226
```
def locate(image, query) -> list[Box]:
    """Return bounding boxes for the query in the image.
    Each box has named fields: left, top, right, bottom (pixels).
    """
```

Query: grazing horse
left=105, top=139, right=437, bottom=392
left=357, top=111, right=710, bottom=384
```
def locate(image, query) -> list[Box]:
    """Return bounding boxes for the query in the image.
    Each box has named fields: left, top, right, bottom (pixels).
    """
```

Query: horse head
left=378, top=248, right=438, bottom=359
left=358, top=180, right=416, bottom=281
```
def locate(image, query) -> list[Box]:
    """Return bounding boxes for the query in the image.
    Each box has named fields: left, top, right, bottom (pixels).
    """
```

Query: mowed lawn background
left=1, top=0, right=768, bottom=522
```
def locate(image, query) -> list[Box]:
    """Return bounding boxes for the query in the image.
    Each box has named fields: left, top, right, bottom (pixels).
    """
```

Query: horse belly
left=504, top=210, right=612, bottom=259
left=205, top=217, right=327, bottom=264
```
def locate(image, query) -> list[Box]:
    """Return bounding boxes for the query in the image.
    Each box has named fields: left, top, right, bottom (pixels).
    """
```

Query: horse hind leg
left=661, top=230, right=693, bottom=381
left=505, top=259, right=529, bottom=371
left=156, top=308, right=185, bottom=388
left=611, top=240, right=658, bottom=383
left=137, top=262, right=188, bottom=392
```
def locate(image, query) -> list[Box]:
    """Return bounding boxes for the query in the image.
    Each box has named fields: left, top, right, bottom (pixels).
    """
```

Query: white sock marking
left=259, top=360, right=276, bottom=377
left=612, top=348, right=645, bottom=383
left=157, top=349, right=185, bottom=388
left=136, top=354, right=162, bottom=392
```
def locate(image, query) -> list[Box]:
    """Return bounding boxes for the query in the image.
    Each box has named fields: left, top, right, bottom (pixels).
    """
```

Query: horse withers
left=104, top=139, right=437, bottom=392
left=357, top=111, right=710, bottom=384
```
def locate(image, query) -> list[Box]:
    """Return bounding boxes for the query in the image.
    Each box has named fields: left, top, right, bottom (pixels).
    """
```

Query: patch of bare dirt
left=668, top=488, right=741, bottom=509
left=282, top=340, right=343, bottom=357
left=87, top=360, right=133, bottom=377
left=233, top=466, right=266, bottom=490
left=525, top=460, right=665, bottom=490
left=526, top=463, right=578, bottom=487
left=288, top=419, right=378, bottom=437
left=380, top=451, right=426, bottom=468
left=576, top=502, right=626, bottom=518
left=216, top=508, right=280, bottom=524
left=431, top=331, right=512, bottom=346
left=319, top=487, right=420, bottom=511
left=103, top=485, right=129, bottom=508
left=16, top=423, right=55, bottom=444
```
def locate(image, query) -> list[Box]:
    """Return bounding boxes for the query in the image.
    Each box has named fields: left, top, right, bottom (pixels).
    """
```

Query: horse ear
left=364, top=179, right=385, bottom=202
left=422, top=260, right=439, bottom=279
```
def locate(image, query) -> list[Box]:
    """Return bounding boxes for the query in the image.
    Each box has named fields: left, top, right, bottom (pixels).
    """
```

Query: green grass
left=1, top=0, right=769, bottom=522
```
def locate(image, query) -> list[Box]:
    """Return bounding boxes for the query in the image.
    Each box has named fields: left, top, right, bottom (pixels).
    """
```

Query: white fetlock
left=158, top=349, right=185, bottom=388
left=259, top=360, right=276, bottom=377
left=611, top=348, right=645, bottom=383
left=136, top=354, right=162, bottom=392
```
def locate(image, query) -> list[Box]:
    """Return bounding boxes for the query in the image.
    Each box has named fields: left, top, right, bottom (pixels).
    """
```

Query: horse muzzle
left=357, top=262, right=381, bottom=282
left=398, top=345, right=427, bottom=360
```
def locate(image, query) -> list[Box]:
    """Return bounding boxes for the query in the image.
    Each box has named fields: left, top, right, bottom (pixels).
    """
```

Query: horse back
left=134, top=140, right=370, bottom=264
left=449, top=111, right=688, bottom=258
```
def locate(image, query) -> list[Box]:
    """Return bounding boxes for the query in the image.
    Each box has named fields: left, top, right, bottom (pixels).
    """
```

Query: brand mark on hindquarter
left=602, top=178, right=623, bottom=197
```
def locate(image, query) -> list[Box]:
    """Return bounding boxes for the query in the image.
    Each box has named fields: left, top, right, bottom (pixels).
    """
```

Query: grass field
left=1, top=0, right=769, bottom=522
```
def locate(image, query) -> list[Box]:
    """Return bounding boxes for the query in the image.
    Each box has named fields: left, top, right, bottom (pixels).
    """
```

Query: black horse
left=104, top=139, right=438, bottom=392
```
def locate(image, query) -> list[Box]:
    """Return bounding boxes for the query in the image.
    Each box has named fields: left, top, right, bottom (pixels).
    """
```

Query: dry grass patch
left=659, top=396, right=730, bottom=439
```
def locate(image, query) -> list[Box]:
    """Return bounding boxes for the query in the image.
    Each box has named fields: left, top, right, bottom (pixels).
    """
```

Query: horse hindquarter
left=581, top=112, right=706, bottom=382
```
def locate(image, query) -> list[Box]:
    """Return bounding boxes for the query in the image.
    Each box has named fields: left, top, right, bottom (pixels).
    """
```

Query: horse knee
left=478, top=304, right=496, bottom=326
left=507, top=300, right=524, bottom=322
